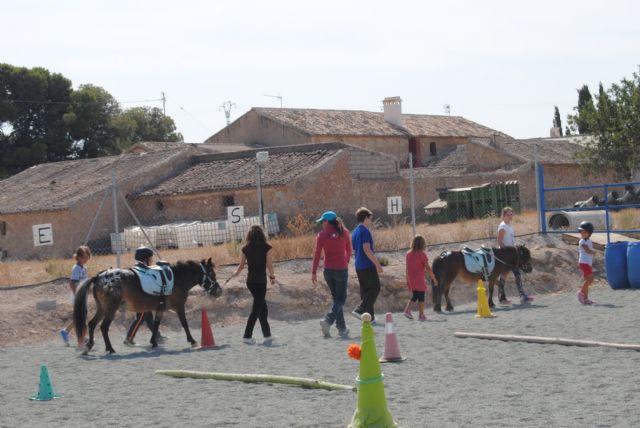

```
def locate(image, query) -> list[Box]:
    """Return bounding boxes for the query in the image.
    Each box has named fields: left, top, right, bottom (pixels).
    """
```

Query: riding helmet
left=578, top=221, right=594, bottom=234
left=134, top=246, right=154, bottom=262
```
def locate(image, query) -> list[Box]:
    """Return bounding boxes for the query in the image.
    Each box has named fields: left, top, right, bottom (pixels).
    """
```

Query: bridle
left=200, top=262, right=220, bottom=295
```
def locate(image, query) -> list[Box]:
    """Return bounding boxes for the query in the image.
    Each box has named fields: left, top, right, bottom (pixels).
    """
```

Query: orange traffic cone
left=379, top=312, right=406, bottom=363
left=199, top=308, right=216, bottom=348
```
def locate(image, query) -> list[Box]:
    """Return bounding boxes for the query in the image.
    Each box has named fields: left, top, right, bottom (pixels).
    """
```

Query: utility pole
left=161, top=92, right=166, bottom=116
left=219, top=100, right=236, bottom=126
left=264, top=94, right=283, bottom=108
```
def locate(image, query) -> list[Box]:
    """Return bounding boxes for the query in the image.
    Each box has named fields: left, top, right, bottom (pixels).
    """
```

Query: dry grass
left=613, top=208, right=640, bottom=230
left=0, top=209, right=625, bottom=288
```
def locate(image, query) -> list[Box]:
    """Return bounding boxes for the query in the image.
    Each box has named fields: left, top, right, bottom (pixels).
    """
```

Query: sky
left=3, top=0, right=639, bottom=144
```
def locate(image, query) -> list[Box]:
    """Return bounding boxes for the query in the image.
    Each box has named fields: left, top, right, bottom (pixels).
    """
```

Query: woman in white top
left=496, top=207, right=533, bottom=304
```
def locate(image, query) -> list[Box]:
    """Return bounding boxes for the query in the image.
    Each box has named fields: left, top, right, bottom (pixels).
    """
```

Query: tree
left=570, top=84, right=596, bottom=134
left=0, top=64, right=74, bottom=177
left=1, top=63, right=185, bottom=176
left=115, top=106, right=183, bottom=150
left=65, top=84, right=122, bottom=158
left=553, top=106, right=563, bottom=136
left=573, top=70, right=640, bottom=181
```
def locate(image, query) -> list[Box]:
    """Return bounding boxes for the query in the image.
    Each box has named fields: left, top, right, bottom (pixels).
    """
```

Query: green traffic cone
left=348, top=313, right=398, bottom=428
left=30, top=364, right=62, bottom=401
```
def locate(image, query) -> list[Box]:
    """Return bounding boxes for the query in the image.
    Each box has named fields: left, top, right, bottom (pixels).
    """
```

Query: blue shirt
left=70, top=263, right=87, bottom=282
left=352, top=224, right=375, bottom=270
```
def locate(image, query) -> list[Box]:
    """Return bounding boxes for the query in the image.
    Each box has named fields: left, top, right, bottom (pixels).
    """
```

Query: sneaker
left=577, top=291, right=586, bottom=304
left=403, top=310, right=414, bottom=320
left=584, top=298, right=594, bottom=305
left=262, top=336, right=275, bottom=346
left=242, top=337, right=256, bottom=345
left=338, top=328, right=350, bottom=337
left=59, top=329, right=70, bottom=346
left=351, top=309, right=363, bottom=320
left=122, top=339, right=136, bottom=347
left=499, top=298, right=512, bottom=305
left=520, top=295, right=534, bottom=304
left=418, top=313, right=429, bottom=321
left=319, top=320, right=331, bottom=338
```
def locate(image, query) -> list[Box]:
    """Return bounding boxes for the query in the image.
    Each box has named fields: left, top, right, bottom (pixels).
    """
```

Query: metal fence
left=536, top=163, right=640, bottom=242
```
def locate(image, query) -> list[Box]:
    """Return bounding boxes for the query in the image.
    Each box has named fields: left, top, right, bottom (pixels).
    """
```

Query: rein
left=493, top=248, right=521, bottom=270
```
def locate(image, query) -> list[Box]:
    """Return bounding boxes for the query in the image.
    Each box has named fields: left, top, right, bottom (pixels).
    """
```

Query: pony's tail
left=74, top=276, right=95, bottom=343
left=431, top=257, right=443, bottom=304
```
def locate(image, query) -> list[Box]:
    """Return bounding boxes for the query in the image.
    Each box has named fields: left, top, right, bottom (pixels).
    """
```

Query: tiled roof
left=139, top=149, right=341, bottom=196
left=422, top=145, right=468, bottom=167
left=253, top=108, right=510, bottom=138
left=125, top=141, right=189, bottom=152
left=496, top=137, right=587, bottom=164
left=0, top=148, right=191, bottom=214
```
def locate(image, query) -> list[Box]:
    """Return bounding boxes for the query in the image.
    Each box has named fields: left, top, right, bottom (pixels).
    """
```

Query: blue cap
left=316, top=211, right=337, bottom=222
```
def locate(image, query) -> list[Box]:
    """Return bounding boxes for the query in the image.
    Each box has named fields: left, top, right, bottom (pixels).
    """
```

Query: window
left=222, top=195, right=235, bottom=207
left=0, top=221, right=6, bottom=235
left=429, top=142, right=437, bottom=156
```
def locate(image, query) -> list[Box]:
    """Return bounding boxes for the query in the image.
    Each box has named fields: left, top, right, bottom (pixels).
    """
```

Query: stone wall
left=205, top=111, right=311, bottom=146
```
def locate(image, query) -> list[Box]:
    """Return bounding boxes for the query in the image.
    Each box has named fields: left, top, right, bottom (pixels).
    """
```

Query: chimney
left=382, top=96, right=403, bottom=127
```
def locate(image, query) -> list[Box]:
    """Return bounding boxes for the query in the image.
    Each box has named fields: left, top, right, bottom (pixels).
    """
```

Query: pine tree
left=553, top=106, right=563, bottom=136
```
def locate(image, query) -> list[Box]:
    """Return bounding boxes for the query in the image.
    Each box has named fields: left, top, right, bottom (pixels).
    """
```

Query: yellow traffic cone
left=476, top=280, right=496, bottom=318
left=348, top=313, right=398, bottom=428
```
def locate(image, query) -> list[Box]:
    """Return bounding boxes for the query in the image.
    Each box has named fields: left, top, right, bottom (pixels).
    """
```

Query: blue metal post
left=536, top=162, right=546, bottom=234
left=604, top=184, right=611, bottom=244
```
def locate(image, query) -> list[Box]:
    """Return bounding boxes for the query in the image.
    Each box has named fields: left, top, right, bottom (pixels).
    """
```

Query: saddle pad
left=133, top=265, right=174, bottom=296
left=462, top=248, right=496, bottom=278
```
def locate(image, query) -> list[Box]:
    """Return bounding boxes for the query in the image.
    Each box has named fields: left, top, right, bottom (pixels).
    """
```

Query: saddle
left=132, top=261, right=175, bottom=296
left=461, top=246, right=495, bottom=281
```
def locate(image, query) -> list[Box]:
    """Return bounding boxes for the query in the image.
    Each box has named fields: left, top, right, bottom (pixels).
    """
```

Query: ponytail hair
left=328, top=218, right=345, bottom=237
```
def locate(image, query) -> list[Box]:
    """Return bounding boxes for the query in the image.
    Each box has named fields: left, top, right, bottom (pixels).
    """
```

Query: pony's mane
left=172, top=260, right=200, bottom=275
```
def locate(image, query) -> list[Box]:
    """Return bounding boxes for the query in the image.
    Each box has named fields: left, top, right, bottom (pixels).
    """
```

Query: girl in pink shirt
left=404, top=235, right=436, bottom=321
left=311, top=211, right=352, bottom=337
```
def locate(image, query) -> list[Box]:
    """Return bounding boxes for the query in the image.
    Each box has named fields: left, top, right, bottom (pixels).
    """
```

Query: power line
left=1, top=97, right=163, bottom=106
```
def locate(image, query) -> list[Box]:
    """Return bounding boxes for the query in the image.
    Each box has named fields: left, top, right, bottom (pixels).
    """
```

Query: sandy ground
left=1, top=286, right=640, bottom=427
left=2, top=234, right=638, bottom=427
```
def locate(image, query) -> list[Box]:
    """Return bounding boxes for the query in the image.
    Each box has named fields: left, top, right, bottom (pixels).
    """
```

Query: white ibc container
left=175, top=222, right=200, bottom=249
left=156, top=225, right=178, bottom=249
left=213, top=221, right=229, bottom=243
left=264, top=212, right=280, bottom=235
left=124, top=226, right=157, bottom=250
left=110, top=232, right=126, bottom=253
left=196, top=222, right=216, bottom=246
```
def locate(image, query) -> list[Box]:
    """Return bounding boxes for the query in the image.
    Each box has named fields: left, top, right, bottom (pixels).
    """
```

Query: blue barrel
left=627, top=242, right=640, bottom=289
left=605, top=241, right=630, bottom=289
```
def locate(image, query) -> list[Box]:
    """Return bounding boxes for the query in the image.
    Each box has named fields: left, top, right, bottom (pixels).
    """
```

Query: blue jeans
left=323, top=269, right=348, bottom=331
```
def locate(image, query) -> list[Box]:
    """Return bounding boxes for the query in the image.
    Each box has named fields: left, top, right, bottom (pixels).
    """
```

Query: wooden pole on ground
left=156, top=370, right=355, bottom=391
left=454, top=332, right=640, bottom=351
